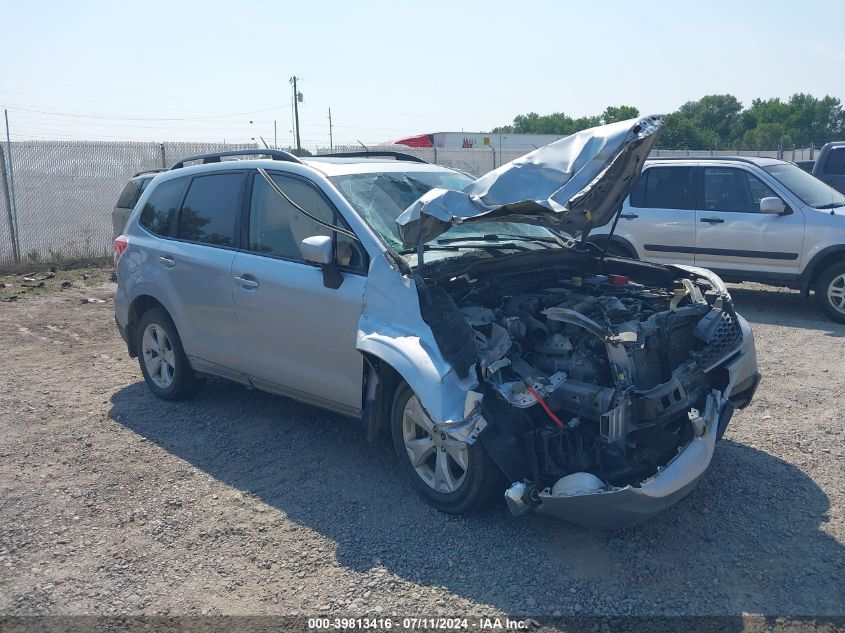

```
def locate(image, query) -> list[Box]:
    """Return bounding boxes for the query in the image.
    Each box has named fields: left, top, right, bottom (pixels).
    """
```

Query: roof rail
left=132, top=168, right=167, bottom=178
left=315, top=151, right=428, bottom=164
left=646, top=155, right=781, bottom=165
left=170, top=149, right=303, bottom=170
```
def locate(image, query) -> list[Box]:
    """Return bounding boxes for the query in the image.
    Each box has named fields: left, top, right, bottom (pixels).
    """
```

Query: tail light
left=113, top=235, right=129, bottom=267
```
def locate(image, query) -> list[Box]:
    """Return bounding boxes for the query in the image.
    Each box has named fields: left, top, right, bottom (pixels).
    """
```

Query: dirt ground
left=0, top=265, right=843, bottom=624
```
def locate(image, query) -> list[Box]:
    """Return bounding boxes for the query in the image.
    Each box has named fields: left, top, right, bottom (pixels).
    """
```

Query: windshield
left=331, top=170, right=563, bottom=253
left=762, top=163, right=845, bottom=209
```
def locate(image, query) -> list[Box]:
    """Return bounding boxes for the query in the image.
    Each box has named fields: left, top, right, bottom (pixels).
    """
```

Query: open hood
left=396, top=115, right=663, bottom=248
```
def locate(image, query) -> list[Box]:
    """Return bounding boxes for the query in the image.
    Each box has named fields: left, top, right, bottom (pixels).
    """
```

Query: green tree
left=601, top=105, right=640, bottom=123
left=783, top=93, right=844, bottom=146
left=656, top=112, right=717, bottom=149
left=493, top=92, right=845, bottom=149
left=740, top=123, right=791, bottom=150
left=677, top=94, right=743, bottom=146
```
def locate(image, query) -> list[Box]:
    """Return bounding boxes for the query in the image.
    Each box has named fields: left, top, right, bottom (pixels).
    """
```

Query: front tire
left=136, top=308, right=204, bottom=400
left=815, top=261, right=845, bottom=324
left=391, top=382, right=501, bottom=514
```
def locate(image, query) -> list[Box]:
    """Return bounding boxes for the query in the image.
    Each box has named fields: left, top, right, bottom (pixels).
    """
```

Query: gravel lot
left=0, top=267, right=843, bottom=625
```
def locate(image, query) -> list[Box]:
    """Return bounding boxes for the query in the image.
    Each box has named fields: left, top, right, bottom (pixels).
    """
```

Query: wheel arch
left=356, top=335, right=476, bottom=439
left=586, top=234, right=639, bottom=259
left=125, top=294, right=171, bottom=358
left=800, top=245, right=845, bottom=296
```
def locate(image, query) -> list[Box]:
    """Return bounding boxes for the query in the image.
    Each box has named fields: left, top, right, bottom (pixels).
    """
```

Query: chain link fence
left=0, top=140, right=822, bottom=265
left=0, top=141, right=257, bottom=264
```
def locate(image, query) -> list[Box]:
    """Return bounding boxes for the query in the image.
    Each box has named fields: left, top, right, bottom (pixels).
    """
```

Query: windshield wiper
left=399, top=241, right=531, bottom=255
left=816, top=202, right=845, bottom=209
left=436, top=233, right=557, bottom=247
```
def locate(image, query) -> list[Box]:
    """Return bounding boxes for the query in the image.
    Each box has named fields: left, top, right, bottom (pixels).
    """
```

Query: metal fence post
left=160, top=143, right=167, bottom=168
left=0, top=146, right=19, bottom=261
left=491, top=146, right=497, bottom=170
left=4, top=110, right=20, bottom=256
left=433, top=146, right=437, bottom=165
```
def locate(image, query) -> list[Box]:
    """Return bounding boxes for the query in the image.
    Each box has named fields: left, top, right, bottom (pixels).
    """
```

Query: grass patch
left=0, top=255, right=112, bottom=276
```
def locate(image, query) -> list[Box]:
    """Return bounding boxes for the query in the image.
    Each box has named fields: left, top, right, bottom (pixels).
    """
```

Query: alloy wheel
left=141, top=323, right=176, bottom=389
left=827, top=273, right=845, bottom=315
left=401, top=395, right=468, bottom=493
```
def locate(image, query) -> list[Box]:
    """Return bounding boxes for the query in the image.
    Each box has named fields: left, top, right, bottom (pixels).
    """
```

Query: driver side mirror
left=301, top=235, right=343, bottom=289
left=760, top=197, right=788, bottom=214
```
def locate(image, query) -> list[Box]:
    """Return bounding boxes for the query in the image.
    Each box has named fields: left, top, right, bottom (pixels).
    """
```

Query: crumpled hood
left=396, top=115, right=663, bottom=248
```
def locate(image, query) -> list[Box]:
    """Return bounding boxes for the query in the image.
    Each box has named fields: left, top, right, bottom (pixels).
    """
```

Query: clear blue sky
left=1, top=0, right=843, bottom=148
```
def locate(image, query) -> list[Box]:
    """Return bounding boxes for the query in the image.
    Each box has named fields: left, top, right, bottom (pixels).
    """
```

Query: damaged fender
left=356, top=253, right=479, bottom=426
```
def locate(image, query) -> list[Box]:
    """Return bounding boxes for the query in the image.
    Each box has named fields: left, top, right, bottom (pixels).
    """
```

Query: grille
left=696, top=304, right=742, bottom=370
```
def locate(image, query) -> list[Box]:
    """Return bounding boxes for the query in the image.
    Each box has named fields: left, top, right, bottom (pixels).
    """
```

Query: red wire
left=526, top=385, right=565, bottom=428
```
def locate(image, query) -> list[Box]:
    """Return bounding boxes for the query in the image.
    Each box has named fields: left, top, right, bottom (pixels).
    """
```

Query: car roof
left=645, top=155, right=787, bottom=167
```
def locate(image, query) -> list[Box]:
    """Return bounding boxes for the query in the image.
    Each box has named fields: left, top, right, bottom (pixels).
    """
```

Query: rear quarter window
left=139, top=177, right=188, bottom=236
left=823, top=148, right=845, bottom=176
left=116, top=179, right=142, bottom=209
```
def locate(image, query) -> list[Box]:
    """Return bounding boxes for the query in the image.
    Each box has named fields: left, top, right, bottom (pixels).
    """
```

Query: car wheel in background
left=391, top=382, right=502, bottom=514
left=136, top=308, right=204, bottom=400
left=816, top=261, right=845, bottom=324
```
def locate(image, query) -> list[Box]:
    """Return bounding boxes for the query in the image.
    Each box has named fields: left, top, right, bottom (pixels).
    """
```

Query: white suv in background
left=589, top=157, right=845, bottom=322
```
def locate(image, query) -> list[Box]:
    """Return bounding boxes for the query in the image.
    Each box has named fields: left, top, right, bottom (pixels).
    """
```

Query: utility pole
left=274, top=120, right=277, bottom=148
left=4, top=109, right=19, bottom=257
left=328, top=108, right=333, bottom=150
left=290, top=76, right=302, bottom=154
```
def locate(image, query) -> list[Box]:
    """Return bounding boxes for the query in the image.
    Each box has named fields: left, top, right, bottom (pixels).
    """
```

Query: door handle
left=700, top=217, right=725, bottom=224
left=158, top=255, right=176, bottom=267
left=619, top=213, right=639, bottom=219
left=233, top=275, right=259, bottom=289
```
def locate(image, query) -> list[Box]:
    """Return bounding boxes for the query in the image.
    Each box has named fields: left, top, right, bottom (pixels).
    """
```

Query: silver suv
left=114, top=119, right=760, bottom=528
left=589, top=157, right=845, bottom=322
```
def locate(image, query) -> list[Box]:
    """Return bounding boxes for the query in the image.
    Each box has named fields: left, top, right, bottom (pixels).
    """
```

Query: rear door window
left=139, top=177, right=188, bottom=236
left=629, top=167, right=694, bottom=209
left=177, top=173, right=244, bottom=247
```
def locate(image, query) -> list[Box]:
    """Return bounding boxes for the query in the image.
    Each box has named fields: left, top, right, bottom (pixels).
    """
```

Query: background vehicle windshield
left=331, top=171, right=561, bottom=251
left=763, top=163, right=845, bottom=208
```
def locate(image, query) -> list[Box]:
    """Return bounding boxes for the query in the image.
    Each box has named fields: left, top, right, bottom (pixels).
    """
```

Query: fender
left=121, top=282, right=182, bottom=357
left=799, top=244, right=845, bottom=296
left=356, top=253, right=476, bottom=425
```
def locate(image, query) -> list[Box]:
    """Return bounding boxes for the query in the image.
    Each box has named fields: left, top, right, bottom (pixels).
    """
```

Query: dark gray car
left=813, top=141, right=845, bottom=194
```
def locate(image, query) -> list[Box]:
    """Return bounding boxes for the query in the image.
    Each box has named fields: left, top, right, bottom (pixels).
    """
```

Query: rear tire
left=815, top=261, right=845, bottom=324
left=391, top=382, right=502, bottom=514
left=136, top=308, right=204, bottom=400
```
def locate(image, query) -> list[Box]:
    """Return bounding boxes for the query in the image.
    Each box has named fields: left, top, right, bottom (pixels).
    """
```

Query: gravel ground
left=0, top=267, right=843, bottom=625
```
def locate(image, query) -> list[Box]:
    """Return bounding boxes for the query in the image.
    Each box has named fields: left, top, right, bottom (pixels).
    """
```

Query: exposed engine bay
left=415, top=249, right=743, bottom=505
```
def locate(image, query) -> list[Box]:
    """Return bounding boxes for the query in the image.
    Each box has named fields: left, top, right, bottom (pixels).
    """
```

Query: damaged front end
left=359, top=115, right=759, bottom=527
left=413, top=250, right=759, bottom=528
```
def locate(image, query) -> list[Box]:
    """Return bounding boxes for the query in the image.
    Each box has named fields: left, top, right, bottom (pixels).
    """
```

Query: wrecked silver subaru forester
left=115, top=116, right=760, bottom=528
left=375, top=116, right=760, bottom=527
